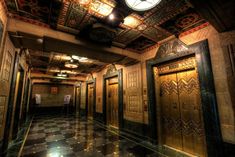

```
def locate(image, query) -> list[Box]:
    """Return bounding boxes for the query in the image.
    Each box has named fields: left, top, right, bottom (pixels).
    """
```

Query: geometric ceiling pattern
left=5, top=0, right=208, bottom=53
left=27, top=50, right=106, bottom=76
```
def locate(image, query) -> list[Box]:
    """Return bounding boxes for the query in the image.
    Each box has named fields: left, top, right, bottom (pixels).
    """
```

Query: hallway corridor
left=0, top=0, right=235, bottom=156
left=20, top=115, right=159, bottom=157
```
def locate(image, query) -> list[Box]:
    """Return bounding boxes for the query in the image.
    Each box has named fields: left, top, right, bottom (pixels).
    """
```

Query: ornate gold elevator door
left=177, top=70, right=206, bottom=157
left=76, top=87, right=80, bottom=113
left=159, top=58, right=206, bottom=157
left=88, top=84, right=94, bottom=118
left=160, top=73, right=183, bottom=150
left=106, top=80, right=119, bottom=128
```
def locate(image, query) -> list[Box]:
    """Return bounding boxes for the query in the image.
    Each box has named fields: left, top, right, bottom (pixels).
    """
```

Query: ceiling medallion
left=125, top=0, right=161, bottom=11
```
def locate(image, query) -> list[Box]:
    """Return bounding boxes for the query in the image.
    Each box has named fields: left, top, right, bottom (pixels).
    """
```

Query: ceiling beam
left=31, top=73, right=86, bottom=81
left=7, top=18, right=141, bottom=61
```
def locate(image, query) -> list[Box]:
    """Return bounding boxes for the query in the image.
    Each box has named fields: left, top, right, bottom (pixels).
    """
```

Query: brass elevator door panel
left=177, top=70, right=206, bottom=157
left=159, top=69, right=206, bottom=157
left=107, top=83, right=119, bottom=128
left=88, top=85, right=94, bottom=118
left=76, top=87, right=80, bottom=112
left=160, top=73, right=182, bottom=150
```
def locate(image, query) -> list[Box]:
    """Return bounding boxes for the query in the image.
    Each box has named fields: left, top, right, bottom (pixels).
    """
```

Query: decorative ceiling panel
left=143, top=0, right=190, bottom=26
left=5, top=0, right=62, bottom=25
left=4, top=0, right=208, bottom=53
left=126, top=36, right=156, bottom=53
left=65, top=3, right=87, bottom=29
left=27, top=50, right=107, bottom=76
left=142, top=26, right=171, bottom=42
left=113, top=29, right=141, bottom=46
left=160, top=8, right=207, bottom=35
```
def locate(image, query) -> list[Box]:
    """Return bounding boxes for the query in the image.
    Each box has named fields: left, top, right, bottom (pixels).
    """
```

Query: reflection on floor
left=21, top=115, right=161, bottom=157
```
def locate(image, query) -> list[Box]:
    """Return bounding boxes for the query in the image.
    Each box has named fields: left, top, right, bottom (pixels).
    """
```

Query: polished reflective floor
left=20, top=115, right=162, bottom=157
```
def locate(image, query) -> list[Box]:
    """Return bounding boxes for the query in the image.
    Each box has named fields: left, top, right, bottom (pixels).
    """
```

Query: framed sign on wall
left=51, top=87, right=58, bottom=94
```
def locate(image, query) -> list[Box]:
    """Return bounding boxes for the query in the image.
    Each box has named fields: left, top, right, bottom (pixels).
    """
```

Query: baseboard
left=79, top=109, right=86, bottom=117
left=34, top=106, right=75, bottom=115
left=0, top=140, right=3, bottom=156
left=223, top=142, right=235, bottom=157
left=94, top=112, right=103, bottom=123
left=122, top=119, right=150, bottom=140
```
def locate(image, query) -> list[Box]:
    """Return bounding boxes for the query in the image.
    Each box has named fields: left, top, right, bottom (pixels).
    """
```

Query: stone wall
left=32, top=84, right=75, bottom=107
left=178, top=25, right=235, bottom=144
left=0, top=35, right=15, bottom=141
left=140, top=25, right=235, bottom=144
left=0, top=0, right=8, bottom=70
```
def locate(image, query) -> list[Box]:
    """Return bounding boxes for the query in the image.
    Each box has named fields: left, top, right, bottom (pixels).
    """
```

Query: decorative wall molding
left=105, top=64, right=117, bottom=76
left=227, top=44, right=235, bottom=75
left=179, top=22, right=210, bottom=38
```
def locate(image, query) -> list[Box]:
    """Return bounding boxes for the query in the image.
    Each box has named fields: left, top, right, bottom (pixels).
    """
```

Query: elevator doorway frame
left=146, top=40, right=223, bottom=157
left=2, top=52, right=20, bottom=152
left=10, top=66, right=24, bottom=140
left=85, top=79, right=96, bottom=119
left=103, top=69, right=123, bottom=129
left=75, top=86, right=81, bottom=114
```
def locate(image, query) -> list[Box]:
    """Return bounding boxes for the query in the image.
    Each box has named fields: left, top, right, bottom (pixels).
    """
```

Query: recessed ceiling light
left=89, top=0, right=115, bottom=16
left=125, top=0, right=161, bottom=11
left=108, top=13, right=115, bottom=20
left=36, top=38, right=43, bottom=44
left=79, top=0, right=91, bottom=5
left=54, top=55, right=71, bottom=61
left=71, top=55, right=90, bottom=63
left=137, top=24, right=147, bottom=30
left=57, top=73, right=67, bottom=77
left=123, top=15, right=142, bottom=28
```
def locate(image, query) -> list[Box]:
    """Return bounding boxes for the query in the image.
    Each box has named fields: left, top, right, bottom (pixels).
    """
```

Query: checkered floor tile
left=21, top=115, right=162, bottom=157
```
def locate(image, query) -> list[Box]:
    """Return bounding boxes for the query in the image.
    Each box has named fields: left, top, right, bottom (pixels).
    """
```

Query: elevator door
left=106, top=82, right=119, bottom=128
left=87, top=84, right=94, bottom=118
left=160, top=69, right=206, bottom=157
left=76, top=87, right=80, bottom=113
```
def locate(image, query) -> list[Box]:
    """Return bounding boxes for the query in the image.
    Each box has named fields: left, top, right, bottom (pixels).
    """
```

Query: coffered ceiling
left=4, top=0, right=208, bottom=53
left=27, top=50, right=106, bottom=76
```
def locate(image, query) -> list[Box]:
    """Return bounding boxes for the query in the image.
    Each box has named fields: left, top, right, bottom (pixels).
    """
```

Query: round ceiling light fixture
left=125, top=0, right=161, bottom=11
left=108, top=13, right=115, bottom=20
left=64, top=59, right=79, bottom=69
left=78, top=0, right=91, bottom=5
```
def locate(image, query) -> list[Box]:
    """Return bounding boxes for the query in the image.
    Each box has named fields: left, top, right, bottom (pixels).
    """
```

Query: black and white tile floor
left=20, top=115, right=163, bottom=157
